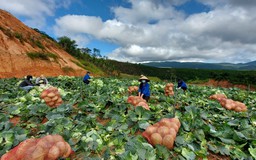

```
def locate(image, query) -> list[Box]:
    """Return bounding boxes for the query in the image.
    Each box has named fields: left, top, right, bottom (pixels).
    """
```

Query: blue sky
left=0, top=0, right=256, bottom=63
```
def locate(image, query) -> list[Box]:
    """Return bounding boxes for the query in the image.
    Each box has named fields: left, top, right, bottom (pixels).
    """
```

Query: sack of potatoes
left=127, top=96, right=150, bottom=110
left=218, top=98, right=247, bottom=112
left=209, top=93, right=227, bottom=101
left=40, top=87, right=63, bottom=108
left=142, top=118, right=181, bottom=150
left=0, top=134, right=72, bottom=160
left=164, top=83, right=174, bottom=96
left=128, top=86, right=139, bottom=94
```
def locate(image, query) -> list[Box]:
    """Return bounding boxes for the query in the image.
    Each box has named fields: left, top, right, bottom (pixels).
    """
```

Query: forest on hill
left=51, top=33, right=256, bottom=87
left=143, top=61, right=256, bottom=70
left=109, top=60, right=256, bottom=85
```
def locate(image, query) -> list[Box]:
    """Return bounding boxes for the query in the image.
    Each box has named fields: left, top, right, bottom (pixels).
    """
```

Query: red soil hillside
left=0, top=9, right=86, bottom=78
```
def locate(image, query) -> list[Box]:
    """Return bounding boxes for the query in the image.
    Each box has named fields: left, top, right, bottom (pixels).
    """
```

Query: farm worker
left=138, top=75, right=150, bottom=102
left=177, top=79, right=187, bottom=91
left=83, top=71, right=91, bottom=84
left=35, top=74, right=48, bottom=86
left=19, top=75, right=35, bottom=92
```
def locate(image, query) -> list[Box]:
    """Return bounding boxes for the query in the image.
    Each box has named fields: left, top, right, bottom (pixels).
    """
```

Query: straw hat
left=139, top=75, right=150, bottom=82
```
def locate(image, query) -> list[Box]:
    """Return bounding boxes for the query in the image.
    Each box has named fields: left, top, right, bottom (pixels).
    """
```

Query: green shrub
left=14, top=32, right=24, bottom=44
left=27, top=52, right=48, bottom=60
left=62, top=66, right=74, bottom=73
left=34, top=40, right=45, bottom=49
left=26, top=52, right=58, bottom=61
left=71, top=59, right=85, bottom=68
left=47, top=53, right=58, bottom=60
left=14, top=32, right=23, bottom=39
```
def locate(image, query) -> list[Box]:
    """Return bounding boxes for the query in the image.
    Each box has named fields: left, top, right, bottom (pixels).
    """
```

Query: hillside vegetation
left=55, top=35, right=256, bottom=88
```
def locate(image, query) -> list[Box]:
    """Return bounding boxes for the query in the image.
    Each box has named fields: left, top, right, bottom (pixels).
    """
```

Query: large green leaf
left=249, top=147, right=256, bottom=159
left=181, top=148, right=196, bottom=160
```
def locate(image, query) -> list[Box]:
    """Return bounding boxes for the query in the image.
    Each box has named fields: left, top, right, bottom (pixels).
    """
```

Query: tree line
left=57, top=36, right=118, bottom=76
left=33, top=28, right=256, bottom=86
left=56, top=36, right=256, bottom=86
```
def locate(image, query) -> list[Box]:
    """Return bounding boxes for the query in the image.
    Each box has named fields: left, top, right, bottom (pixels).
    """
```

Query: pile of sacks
left=209, top=93, right=247, bottom=112
left=164, top=83, right=174, bottom=96
left=1, top=135, right=72, bottom=160
left=142, top=118, right=180, bottom=150
left=40, top=87, right=63, bottom=108
left=127, top=96, right=150, bottom=110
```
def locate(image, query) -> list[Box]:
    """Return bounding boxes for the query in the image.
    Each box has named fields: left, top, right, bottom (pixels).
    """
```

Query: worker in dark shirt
left=177, top=79, right=187, bottom=92
left=83, top=71, right=91, bottom=84
left=19, top=75, right=35, bottom=92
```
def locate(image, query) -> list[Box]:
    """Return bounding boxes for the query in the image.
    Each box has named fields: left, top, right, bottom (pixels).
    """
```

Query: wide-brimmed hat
left=139, top=75, right=150, bottom=82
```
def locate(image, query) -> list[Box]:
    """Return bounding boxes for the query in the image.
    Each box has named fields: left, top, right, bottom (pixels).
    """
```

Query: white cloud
left=198, top=0, right=256, bottom=8
left=54, top=15, right=103, bottom=35
left=113, top=0, right=185, bottom=24
left=0, top=0, right=72, bottom=28
left=54, top=15, right=104, bottom=46
left=2, top=0, right=256, bottom=63
left=110, top=1, right=256, bottom=63
left=180, top=7, right=256, bottom=43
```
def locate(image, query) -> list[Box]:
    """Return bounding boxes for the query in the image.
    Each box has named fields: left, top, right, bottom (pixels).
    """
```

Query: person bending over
left=83, top=71, right=91, bottom=84
left=19, top=75, right=35, bottom=92
left=177, top=79, right=187, bottom=91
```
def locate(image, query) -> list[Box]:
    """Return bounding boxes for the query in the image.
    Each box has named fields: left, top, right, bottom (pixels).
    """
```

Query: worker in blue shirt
left=177, top=79, right=187, bottom=91
left=83, top=71, right=91, bottom=84
left=138, top=75, right=150, bottom=102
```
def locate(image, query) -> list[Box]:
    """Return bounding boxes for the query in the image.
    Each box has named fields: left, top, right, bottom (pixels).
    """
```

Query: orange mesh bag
left=164, top=83, right=174, bottom=96
left=0, top=135, right=73, bottom=160
left=128, top=86, right=139, bottom=94
left=127, top=96, right=150, bottom=110
left=209, top=93, right=227, bottom=101
left=0, top=138, right=38, bottom=160
left=233, top=101, right=247, bottom=112
left=136, top=101, right=150, bottom=110
left=40, top=87, right=63, bottom=108
left=218, top=98, right=247, bottom=112
left=142, top=118, right=180, bottom=150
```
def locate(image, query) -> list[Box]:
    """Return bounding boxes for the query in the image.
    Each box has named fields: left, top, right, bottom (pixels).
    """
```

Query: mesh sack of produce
left=1, top=135, right=72, bottom=160
left=128, top=86, right=139, bottom=94
left=40, top=87, right=63, bottom=108
left=164, top=83, right=174, bottom=96
left=218, top=98, right=247, bottom=112
left=127, top=96, right=150, bottom=110
left=209, top=93, right=227, bottom=101
left=142, top=118, right=180, bottom=150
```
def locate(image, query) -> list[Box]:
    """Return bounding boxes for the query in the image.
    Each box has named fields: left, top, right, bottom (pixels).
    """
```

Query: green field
left=0, top=76, right=256, bottom=159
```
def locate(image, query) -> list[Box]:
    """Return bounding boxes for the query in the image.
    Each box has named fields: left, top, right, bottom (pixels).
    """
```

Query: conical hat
left=139, top=75, right=150, bottom=82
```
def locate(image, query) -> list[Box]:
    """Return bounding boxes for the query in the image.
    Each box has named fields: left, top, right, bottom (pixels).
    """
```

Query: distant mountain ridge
left=143, top=61, right=256, bottom=70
